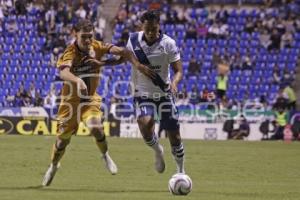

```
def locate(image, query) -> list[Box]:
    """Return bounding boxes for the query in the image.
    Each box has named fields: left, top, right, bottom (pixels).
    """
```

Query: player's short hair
left=73, top=19, right=94, bottom=32
left=140, top=10, right=160, bottom=23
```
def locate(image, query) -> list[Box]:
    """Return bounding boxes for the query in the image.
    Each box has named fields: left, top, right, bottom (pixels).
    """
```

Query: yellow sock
left=50, top=144, right=65, bottom=165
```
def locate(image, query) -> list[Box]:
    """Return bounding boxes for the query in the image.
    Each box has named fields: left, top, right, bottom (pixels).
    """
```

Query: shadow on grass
left=0, top=185, right=167, bottom=193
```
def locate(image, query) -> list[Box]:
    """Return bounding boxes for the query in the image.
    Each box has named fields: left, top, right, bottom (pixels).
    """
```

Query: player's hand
left=76, top=78, right=88, bottom=96
left=81, top=56, right=105, bottom=67
left=170, top=82, right=178, bottom=95
left=136, top=63, right=156, bottom=79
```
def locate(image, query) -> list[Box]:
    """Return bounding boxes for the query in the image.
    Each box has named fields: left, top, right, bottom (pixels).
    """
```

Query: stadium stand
left=0, top=0, right=299, bottom=116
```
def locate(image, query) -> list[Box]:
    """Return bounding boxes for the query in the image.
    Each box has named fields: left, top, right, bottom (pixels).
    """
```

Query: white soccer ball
left=168, top=173, right=192, bottom=195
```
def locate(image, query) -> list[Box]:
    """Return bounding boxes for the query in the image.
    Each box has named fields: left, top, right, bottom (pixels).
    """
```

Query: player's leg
left=166, top=129, right=185, bottom=173
left=135, top=98, right=165, bottom=173
left=43, top=104, right=78, bottom=186
left=82, top=104, right=117, bottom=174
left=160, top=97, right=185, bottom=174
left=42, top=137, right=72, bottom=186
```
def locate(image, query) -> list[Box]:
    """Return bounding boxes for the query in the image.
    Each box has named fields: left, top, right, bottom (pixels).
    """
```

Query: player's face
left=142, top=20, right=160, bottom=43
left=76, top=30, right=94, bottom=52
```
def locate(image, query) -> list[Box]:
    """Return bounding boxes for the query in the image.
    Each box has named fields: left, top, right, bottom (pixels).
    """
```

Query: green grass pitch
left=0, top=135, right=299, bottom=200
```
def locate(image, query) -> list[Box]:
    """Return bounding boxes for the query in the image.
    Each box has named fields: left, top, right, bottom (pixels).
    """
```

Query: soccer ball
left=168, top=173, right=192, bottom=195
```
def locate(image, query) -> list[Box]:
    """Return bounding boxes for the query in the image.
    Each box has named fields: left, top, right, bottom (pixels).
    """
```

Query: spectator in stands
left=53, top=34, right=66, bottom=51
left=242, top=55, right=252, bottom=71
left=115, top=5, right=127, bottom=24
left=43, top=34, right=54, bottom=53
left=272, top=65, right=281, bottom=84
left=22, top=96, right=33, bottom=107
left=165, top=11, right=176, bottom=24
left=121, top=28, right=130, bottom=42
left=55, top=3, right=68, bottom=26
left=208, top=21, right=220, bottom=38
left=285, top=15, right=296, bottom=33
left=177, top=86, right=189, bottom=105
left=176, top=7, right=187, bottom=24
left=254, top=19, right=263, bottom=33
left=188, top=85, right=199, bottom=105
left=43, top=89, right=57, bottom=109
left=245, top=17, right=255, bottom=33
left=0, top=4, right=5, bottom=19
left=268, top=28, right=281, bottom=51
left=188, top=56, right=200, bottom=76
left=34, top=91, right=43, bottom=107
left=259, top=29, right=271, bottom=49
left=75, top=5, right=87, bottom=19
left=5, top=18, right=18, bottom=35
left=95, top=17, right=106, bottom=40
left=282, top=68, right=293, bottom=83
left=28, top=82, right=36, bottom=100
left=37, top=20, right=47, bottom=37
left=1, top=0, right=13, bottom=14
left=199, top=87, right=215, bottom=103
left=45, top=5, right=56, bottom=27
left=229, top=52, right=243, bottom=70
left=196, top=22, right=208, bottom=38
left=219, top=21, right=229, bottom=38
left=6, top=91, right=15, bottom=107
left=276, top=17, right=286, bottom=34
left=262, top=15, right=275, bottom=31
left=15, top=0, right=27, bottom=15
left=216, top=4, right=229, bottom=23
left=13, top=91, right=23, bottom=107
left=281, top=30, right=293, bottom=49
left=185, top=24, right=197, bottom=40
left=50, top=48, right=61, bottom=67
left=18, top=84, right=28, bottom=99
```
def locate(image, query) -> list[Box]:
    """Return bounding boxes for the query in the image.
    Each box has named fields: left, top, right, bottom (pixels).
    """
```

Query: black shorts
left=134, top=96, right=180, bottom=131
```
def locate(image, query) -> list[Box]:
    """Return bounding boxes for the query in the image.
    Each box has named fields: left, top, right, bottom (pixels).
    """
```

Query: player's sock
left=51, top=143, right=65, bottom=166
left=95, top=134, right=108, bottom=154
left=171, top=142, right=185, bottom=173
left=144, top=134, right=165, bottom=173
left=144, top=134, right=161, bottom=151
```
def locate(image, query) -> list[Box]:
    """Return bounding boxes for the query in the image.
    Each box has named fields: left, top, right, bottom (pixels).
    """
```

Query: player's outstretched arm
left=170, top=60, right=183, bottom=94
left=59, top=67, right=87, bottom=91
left=102, top=57, right=126, bottom=66
left=109, top=45, right=156, bottom=79
left=80, top=56, right=106, bottom=69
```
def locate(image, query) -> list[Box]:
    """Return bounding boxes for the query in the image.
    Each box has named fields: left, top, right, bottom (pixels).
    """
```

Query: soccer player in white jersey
left=126, top=10, right=185, bottom=174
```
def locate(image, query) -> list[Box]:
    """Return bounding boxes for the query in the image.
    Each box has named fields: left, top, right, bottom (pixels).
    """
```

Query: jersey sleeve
left=56, top=46, right=75, bottom=69
left=167, top=39, right=180, bottom=63
left=94, top=40, right=114, bottom=55
left=126, top=35, right=134, bottom=53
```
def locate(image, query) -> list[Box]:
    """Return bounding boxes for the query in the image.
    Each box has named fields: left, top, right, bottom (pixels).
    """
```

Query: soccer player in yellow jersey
left=42, top=19, right=155, bottom=186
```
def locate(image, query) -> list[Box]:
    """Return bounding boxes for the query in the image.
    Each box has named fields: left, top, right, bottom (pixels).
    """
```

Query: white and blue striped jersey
left=126, top=31, right=180, bottom=98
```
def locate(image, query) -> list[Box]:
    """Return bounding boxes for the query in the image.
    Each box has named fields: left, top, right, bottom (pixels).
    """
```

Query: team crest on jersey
left=158, top=45, right=164, bottom=53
